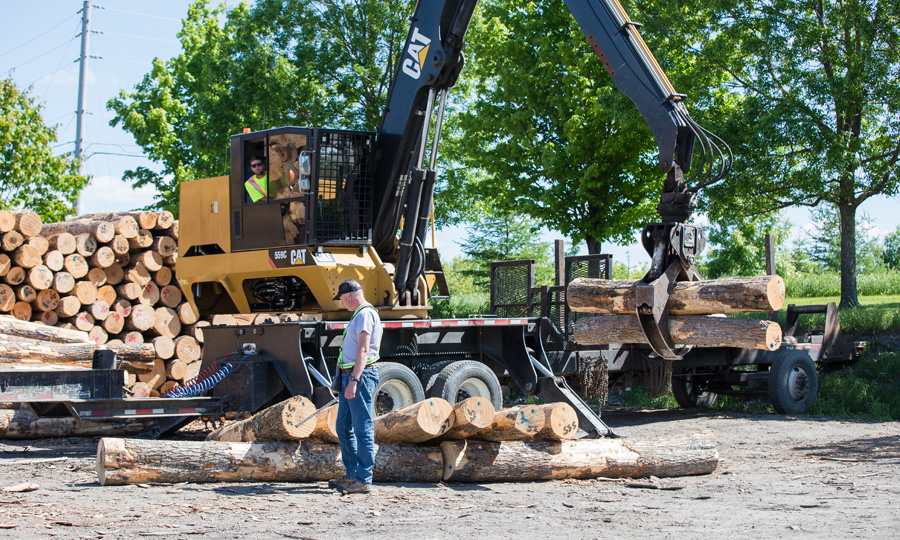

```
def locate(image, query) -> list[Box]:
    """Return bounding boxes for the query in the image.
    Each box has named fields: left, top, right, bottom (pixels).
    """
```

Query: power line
left=100, top=31, right=179, bottom=44
left=6, top=36, right=80, bottom=72
left=0, top=12, right=80, bottom=59
left=97, top=6, right=182, bottom=22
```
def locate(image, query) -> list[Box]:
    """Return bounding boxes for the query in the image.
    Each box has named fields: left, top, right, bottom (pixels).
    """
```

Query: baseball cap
left=333, top=279, right=363, bottom=300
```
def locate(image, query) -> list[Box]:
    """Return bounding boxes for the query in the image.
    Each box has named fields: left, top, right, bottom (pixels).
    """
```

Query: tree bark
left=41, top=220, right=115, bottom=243
left=439, top=430, right=719, bottom=482
left=527, top=402, right=579, bottom=441
left=567, top=276, right=786, bottom=315
left=0, top=333, right=156, bottom=366
left=0, top=315, right=90, bottom=343
left=309, top=404, right=339, bottom=443
left=374, top=398, right=454, bottom=443
left=206, top=395, right=319, bottom=442
left=574, top=314, right=782, bottom=351
left=0, top=408, right=153, bottom=439
left=97, top=437, right=443, bottom=485
left=838, top=202, right=860, bottom=308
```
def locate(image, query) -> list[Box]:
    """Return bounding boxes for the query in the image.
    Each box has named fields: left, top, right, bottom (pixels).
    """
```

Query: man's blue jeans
left=336, top=367, right=378, bottom=484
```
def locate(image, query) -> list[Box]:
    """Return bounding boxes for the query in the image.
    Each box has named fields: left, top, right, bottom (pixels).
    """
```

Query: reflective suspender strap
left=337, top=305, right=381, bottom=369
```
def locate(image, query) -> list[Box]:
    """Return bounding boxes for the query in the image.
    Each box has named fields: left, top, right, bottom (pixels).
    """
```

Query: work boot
left=328, top=475, right=352, bottom=489
left=338, top=480, right=370, bottom=495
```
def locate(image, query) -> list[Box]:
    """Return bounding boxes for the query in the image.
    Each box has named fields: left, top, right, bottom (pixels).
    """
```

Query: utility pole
left=74, top=0, right=92, bottom=213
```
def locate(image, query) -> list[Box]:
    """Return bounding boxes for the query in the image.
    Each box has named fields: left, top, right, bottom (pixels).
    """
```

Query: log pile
left=106, top=394, right=717, bottom=485
left=567, top=276, right=786, bottom=351
left=0, top=210, right=202, bottom=396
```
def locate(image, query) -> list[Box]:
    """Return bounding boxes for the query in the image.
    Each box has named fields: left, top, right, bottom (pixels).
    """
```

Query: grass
left=731, top=295, right=900, bottom=336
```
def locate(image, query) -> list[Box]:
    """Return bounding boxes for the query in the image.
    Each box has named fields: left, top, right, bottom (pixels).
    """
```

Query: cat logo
left=401, top=27, right=431, bottom=79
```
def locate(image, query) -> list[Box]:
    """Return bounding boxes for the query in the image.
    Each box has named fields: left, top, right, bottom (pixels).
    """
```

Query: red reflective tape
left=91, top=411, right=110, bottom=417
left=37, top=394, right=54, bottom=399
left=134, top=409, right=154, bottom=415
left=178, top=408, right=197, bottom=414
left=0, top=394, right=17, bottom=400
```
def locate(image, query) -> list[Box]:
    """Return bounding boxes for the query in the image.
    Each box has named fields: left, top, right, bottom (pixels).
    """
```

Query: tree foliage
left=458, top=212, right=555, bottom=288
left=700, top=212, right=792, bottom=279
left=699, top=0, right=900, bottom=307
left=0, top=78, right=87, bottom=221
left=108, top=0, right=414, bottom=213
left=440, top=0, right=735, bottom=254
left=884, top=226, right=900, bottom=270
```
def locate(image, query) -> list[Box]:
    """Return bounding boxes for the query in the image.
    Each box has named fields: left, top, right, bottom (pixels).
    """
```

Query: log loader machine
left=0, top=0, right=852, bottom=439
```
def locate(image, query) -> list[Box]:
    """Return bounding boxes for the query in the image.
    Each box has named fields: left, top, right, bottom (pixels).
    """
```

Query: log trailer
left=0, top=0, right=854, bottom=438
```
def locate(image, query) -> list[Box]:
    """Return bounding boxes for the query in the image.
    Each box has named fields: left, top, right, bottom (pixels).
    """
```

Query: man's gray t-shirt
left=342, top=306, right=382, bottom=365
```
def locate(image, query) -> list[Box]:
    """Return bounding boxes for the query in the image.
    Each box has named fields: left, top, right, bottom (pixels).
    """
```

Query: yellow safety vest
left=245, top=174, right=268, bottom=202
left=337, top=305, right=381, bottom=369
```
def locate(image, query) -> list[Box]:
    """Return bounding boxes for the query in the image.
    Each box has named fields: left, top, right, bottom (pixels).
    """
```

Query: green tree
left=803, top=206, right=883, bottom=273
left=0, top=78, right=87, bottom=221
left=458, top=212, right=554, bottom=287
left=440, top=0, right=734, bottom=253
left=699, top=0, right=900, bottom=307
left=108, top=0, right=414, bottom=213
left=884, top=226, right=900, bottom=270
left=700, top=212, right=792, bottom=279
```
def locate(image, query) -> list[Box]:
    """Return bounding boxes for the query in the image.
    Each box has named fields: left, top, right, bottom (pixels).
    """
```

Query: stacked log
left=0, top=210, right=200, bottom=396
left=567, top=276, right=786, bottom=351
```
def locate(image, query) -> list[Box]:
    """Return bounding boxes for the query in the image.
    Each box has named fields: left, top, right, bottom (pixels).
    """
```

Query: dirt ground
left=1, top=409, right=898, bottom=539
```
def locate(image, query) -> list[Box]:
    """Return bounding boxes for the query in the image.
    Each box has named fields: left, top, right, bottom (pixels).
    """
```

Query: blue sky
left=4, top=1, right=898, bottom=270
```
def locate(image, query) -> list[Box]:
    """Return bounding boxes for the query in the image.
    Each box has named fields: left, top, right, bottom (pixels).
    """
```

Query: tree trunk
left=472, top=405, right=546, bottom=442
left=574, top=315, right=782, bottom=351
left=374, top=398, right=454, bottom=443
left=97, top=438, right=443, bottom=485
left=439, top=430, right=719, bottom=482
left=0, top=316, right=90, bottom=343
left=838, top=202, right=859, bottom=308
left=0, top=333, right=156, bottom=366
left=0, top=408, right=153, bottom=439
left=567, top=275, right=785, bottom=315
left=206, top=395, right=318, bottom=442
left=434, top=396, right=496, bottom=440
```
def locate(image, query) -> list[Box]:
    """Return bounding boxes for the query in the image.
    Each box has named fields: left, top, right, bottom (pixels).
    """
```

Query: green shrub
left=429, top=292, right=489, bottom=319
left=810, top=341, right=900, bottom=420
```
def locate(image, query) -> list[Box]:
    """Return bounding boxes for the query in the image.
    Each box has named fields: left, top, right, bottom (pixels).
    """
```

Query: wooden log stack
left=567, top=276, right=786, bottom=351
left=0, top=209, right=204, bottom=396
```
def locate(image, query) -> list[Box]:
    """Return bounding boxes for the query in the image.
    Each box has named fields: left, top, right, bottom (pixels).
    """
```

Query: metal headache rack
left=313, top=130, right=375, bottom=244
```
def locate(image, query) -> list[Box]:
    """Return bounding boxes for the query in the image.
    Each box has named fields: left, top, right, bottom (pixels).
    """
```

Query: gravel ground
left=1, top=408, right=898, bottom=539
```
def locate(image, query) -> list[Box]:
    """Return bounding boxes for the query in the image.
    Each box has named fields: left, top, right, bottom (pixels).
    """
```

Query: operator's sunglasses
left=251, top=162, right=264, bottom=168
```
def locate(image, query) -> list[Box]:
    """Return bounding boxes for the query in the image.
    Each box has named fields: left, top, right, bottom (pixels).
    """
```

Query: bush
left=810, top=340, right=900, bottom=420
left=787, top=270, right=900, bottom=297
left=429, top=292, right=489, bottom=319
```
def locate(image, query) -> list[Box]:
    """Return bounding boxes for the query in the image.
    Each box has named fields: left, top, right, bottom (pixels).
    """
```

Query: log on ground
left=440, top=430, right=719, bottom=482
left=206, top=395, right=318, bottom=442
left=97, top=438, right=442, bottom=485
left=374, top=397, right=453, bottom=443
left=435, top=397, right=496, bottom=440
left=574, top=314, right=782, bottom=351
left=472, top=404, right=546, bottom=441
left=0, top=407, right=153, bottom=439
left=567, top=276, right=786, bottom=315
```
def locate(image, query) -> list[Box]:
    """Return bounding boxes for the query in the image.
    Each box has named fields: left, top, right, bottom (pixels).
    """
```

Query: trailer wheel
left=414, top=360, right=455, bottom=394
left=374, top=362, right=425, bottom=416
left=671, top=370, right=718, bottom=408
left=428, top=361, right=503, bottom=410
left=768, top=350, right=818, bottom=414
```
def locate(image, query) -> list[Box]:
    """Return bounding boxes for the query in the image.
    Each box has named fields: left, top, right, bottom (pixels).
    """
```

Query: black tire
left=374, top=362, right=425, bottom=416
left=768, top=350, right=818, bottom=414
left=671, top=370, right=718, bottom=408
left=413, top=360, right=455, bottom=394
left=427, top=361, right=503, bottom=410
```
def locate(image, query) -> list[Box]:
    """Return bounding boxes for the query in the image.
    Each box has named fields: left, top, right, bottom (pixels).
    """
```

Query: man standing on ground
left=330, top=279, right=382, bottom=494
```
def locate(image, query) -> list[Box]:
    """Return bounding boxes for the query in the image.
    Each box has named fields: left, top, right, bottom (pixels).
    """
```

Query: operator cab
left=230, top=127, right=376, bottom=252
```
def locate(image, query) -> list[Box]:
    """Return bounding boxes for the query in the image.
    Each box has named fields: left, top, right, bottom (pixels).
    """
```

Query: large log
left=574, top=314, right=782, bottom=351
left=0, top=407, right=153, bottom=439
left=0, top=253, right=9, bottom=276
left=97, top=438, right=443, bottom=485
left=374, top=397, right=453, bottom=443
left=0, top=333, right=156, bottom=366
left=34, top=288, right=60, bottom=312
left=0, top=210, right=14, bottom=233
left=48, top=232, right=76, bottom=254
left=528, top=402, right=579, bottom=441
left=27, top=235, right=50, bottom=255
left=11, top=301, right=30, bottom=321
left=12, top=210, right=43, bottom=238
left=434, top=397, right=496, bottom=440
left=26, top=265, right=53, bottom=290
left=128, top=229, right=153, bottom=251
left=3, top=266, right=24, bottom=286
left=52, top=271, right=75, bottom=294
left=74, top=232, right=97, bottom=256
left=472, top=405, right=546, bottom=442
left=63, top=253, right=89, bottom=278
left=41, top=220, right=115, bottom=242
left=153, top=210, right=175, bottom=230
left=83, top=211, right=156, bottom=231
left=43, top=249, right=64, bottom=272
left=152, top=306, right=181, bottom=338
left=0, top=284, right=14, bottom=311
left=567, top=275, right=786, bottom=315
left=0, top=230, right=24, bottom=252
left=0, top=315, right=90, bottom=343
left=11, top=245, right=41, bottom=268
left=206, top=395, right=319, bottom=442
left=439, top=430, right=719, bottom=482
